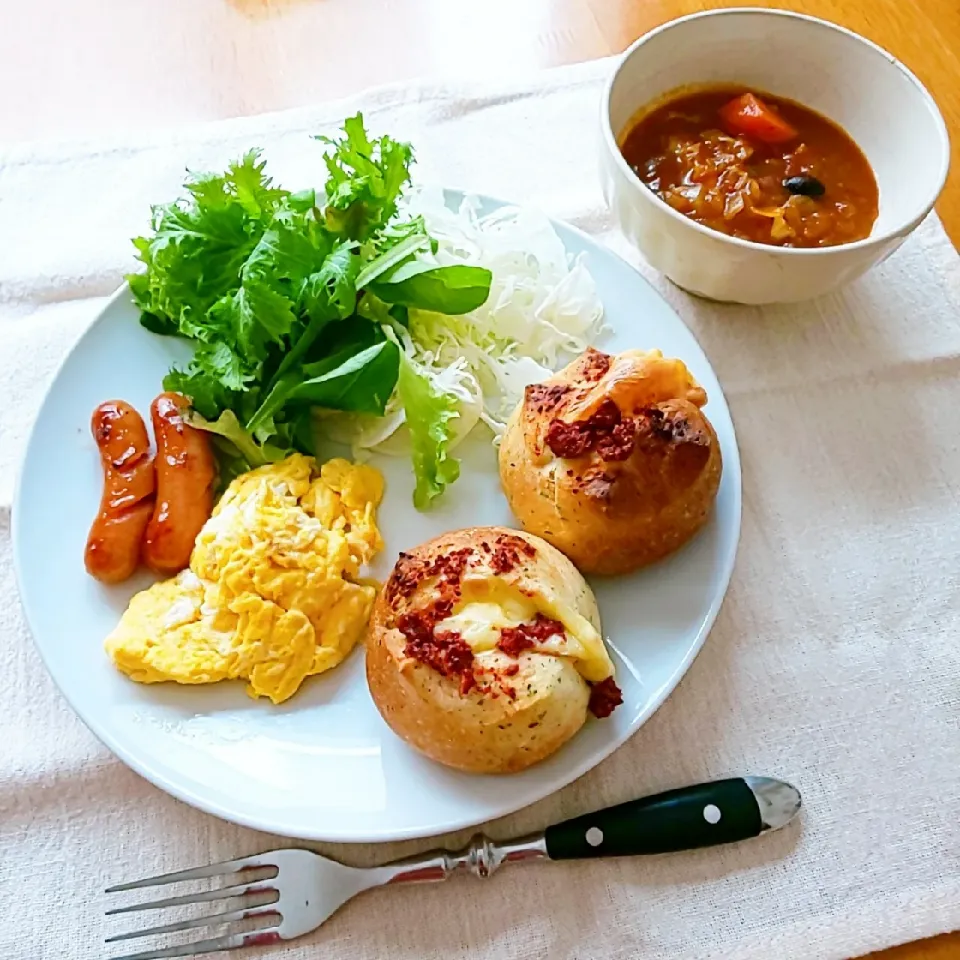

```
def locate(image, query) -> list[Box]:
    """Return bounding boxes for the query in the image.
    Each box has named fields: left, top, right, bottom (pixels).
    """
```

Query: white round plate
left=14, top=194, right=741, bottom=843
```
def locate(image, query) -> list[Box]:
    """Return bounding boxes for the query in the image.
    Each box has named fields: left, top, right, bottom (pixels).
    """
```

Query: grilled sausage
left=141, top=392, right=216, bottom=575
left=85, top=401, right=157, bottom=584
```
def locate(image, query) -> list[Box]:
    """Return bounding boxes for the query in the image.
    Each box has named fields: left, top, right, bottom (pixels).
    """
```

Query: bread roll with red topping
left=366, top=526, right=621, bottom=774
left=498, top=348, right=722, bottom=575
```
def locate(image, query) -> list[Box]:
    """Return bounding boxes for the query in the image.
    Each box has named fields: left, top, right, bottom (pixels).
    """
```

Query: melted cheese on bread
left=435, top=577, right=613, bottom=682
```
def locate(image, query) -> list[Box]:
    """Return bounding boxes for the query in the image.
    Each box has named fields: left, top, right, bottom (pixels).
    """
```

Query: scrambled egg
left=105, top=454, right=384, bottom=704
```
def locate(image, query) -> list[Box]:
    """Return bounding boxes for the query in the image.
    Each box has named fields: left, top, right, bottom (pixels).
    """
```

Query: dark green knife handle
left=544, top=776, right=801, bottom=860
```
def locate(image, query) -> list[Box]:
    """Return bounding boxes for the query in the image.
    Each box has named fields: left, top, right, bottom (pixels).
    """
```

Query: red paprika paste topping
left=489, top=533, right=537, bottom=575
left=426, top=547, right=474, bottom=584
left=496, top=629, right=536, bottom=658
left=579, top=348, right=612, bottom=381
left=387, top=552, right=424, bottom=602
left=431, top=598, right=454, bottom=621
left=399, top=613, right=476, bottom=694
left=545, top=399, right=638, bottom=462
left=642, top=406, right=709, bottom=446
left=544, top=418, right=593, bottom=459
left=497, top=615, right=565, bottom=657
left=588, top=676, right=623, bottom=718
left=595, top=419, right=638, bottom=461
left=387, top=547, right=474, bottom=608
left=526, top=382, right=573, bottom=416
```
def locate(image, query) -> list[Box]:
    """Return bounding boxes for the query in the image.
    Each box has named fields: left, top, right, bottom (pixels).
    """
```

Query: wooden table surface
left=2, top=1, right=957, bottom=957
left=3, top=0, right=960, bottom=254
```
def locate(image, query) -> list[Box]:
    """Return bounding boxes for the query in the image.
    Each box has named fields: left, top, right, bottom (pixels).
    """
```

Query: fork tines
left=104, top=930, right=281, bottom=960
left=104, top=857, right=282, bottom=960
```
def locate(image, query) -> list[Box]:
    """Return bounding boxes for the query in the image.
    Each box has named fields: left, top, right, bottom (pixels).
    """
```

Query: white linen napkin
left=1, top=58, right=958, bottom=960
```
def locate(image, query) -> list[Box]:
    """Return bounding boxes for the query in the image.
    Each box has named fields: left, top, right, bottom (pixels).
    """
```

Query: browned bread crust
left=498, top=348, right=722, bottom=575
left=366, top=526, right=605, bottom=774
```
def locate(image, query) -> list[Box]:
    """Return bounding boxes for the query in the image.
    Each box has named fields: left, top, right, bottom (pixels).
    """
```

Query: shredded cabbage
left=321, top=188, right=605, bottom=458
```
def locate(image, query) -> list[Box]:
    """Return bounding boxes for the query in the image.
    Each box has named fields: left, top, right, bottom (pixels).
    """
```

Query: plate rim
left=12, top=195, right=742, bottom=843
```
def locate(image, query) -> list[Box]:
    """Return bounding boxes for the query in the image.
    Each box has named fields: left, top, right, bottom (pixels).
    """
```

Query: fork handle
left=543, top=776, right=801, bottom=860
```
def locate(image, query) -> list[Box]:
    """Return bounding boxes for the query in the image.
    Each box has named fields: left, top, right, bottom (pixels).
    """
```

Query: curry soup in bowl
left=621, top=86, right=879, bottom=249
left=598, top=9, right=950, bottom=304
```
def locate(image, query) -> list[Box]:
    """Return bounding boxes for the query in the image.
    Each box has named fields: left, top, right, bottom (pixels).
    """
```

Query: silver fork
left=105, top=776, right=801, bottom=960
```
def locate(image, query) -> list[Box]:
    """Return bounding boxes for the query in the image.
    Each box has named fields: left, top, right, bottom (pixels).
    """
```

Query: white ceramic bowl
left=599, top=8, right=951, bottom=304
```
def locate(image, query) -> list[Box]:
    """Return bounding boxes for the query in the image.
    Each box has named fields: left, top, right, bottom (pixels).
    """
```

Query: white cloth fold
left=1, top=58, right=958, bottom=960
